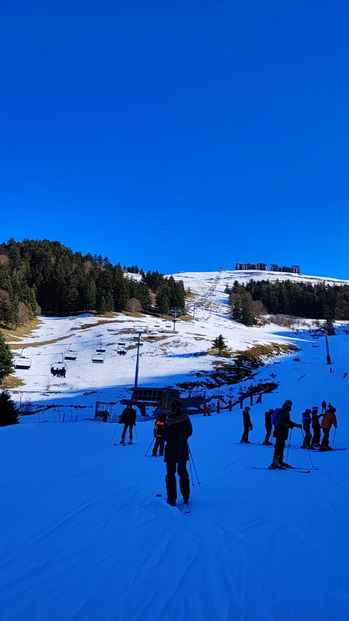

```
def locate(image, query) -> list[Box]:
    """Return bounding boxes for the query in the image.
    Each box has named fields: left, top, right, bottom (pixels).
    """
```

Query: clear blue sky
left=1, top=1, right=348, bottom=277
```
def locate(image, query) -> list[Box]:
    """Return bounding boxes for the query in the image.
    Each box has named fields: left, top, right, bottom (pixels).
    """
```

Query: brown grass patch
left=2, top=375, right=25, bottom=389
left=10, top=334, right=71, bottom=350
left=1, top=317, right=42, bottom=341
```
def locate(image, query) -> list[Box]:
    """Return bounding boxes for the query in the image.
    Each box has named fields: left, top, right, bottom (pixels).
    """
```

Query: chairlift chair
left=64, top=349, right=77, bottom=360
left=96, top=344, right=106, bottom=353
left=92, top=353, right=105, bottom=363
left=14, top=356, right=32, bottom=370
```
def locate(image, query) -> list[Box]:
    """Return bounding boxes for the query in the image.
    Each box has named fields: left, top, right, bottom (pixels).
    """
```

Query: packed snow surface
left=1, top=270, right=349, bottom=620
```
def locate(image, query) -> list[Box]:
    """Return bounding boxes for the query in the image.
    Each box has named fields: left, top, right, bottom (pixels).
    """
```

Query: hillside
left=1, top=270, right=349, bottom=620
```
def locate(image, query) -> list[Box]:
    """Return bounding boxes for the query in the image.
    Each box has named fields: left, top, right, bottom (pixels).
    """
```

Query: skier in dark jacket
left=262, top=409, right=274, bottom=445
left=240, top=406, right=253, bottom=443
left=311, top=406, right=321, bottom=446
left=119, top=404, right=136, bottom=444
left=162, top=400, right=192, bottom=506
left=301, top=409, right=312, bottom=448
left=152, top=413, right=166, bottom=456
left=270, top=400, right=302, bottom=469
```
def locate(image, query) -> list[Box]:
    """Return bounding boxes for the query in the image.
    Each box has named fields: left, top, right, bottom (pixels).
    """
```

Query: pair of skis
left=253, top=466, right=313, bottom=474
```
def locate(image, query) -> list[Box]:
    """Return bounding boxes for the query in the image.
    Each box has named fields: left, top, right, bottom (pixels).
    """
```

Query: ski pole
left=111, top=423, right=120, bottom=445
left=300, top=429, right=316, bottom=469
left=145, top=438, right=154, bottom=456
left=188, top=451, right=195, bottom=487
left=188, top=445, right=201, bottom=485
left=332, top=428, right=337, bottom=448
left=285, top=429, right=292, bottom=465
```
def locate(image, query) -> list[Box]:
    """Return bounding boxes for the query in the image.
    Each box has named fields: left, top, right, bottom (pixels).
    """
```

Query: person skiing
left=119, top=404, right=136, bottom=444
left=162, top=399, right=192, bottom=506
left=320, top=404, right=337, bottom=451
left=301, top=409, right=312, bottom=448
left=241, top=406, right=253, bottom=443
left=152, top=413, right=166, bottom=456
left=270, top=400, right=302, bottom=469
left=262, top=408, right=274, bottom=445
left=311, top=406, right=321, bottom=446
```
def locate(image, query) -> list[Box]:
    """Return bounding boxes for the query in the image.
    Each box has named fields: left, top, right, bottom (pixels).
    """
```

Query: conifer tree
left=212, top=334, right=227, bottom=354
left=0, top=391, right=19, bottom=426
left=0, top=332, right=13, bottom=381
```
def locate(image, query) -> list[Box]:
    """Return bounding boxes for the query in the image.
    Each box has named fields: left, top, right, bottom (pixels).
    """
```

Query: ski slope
left=1, top=271, right=349, bottom=620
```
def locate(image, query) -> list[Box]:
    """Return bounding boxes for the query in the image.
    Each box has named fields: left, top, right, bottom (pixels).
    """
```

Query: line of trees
left=227, top=279, right=349, bottom=326
left=0, top=239, right=186, bottom=327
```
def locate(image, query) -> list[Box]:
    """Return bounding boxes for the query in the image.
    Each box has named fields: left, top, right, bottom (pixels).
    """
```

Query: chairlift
left=96, top=343, right=106, bottom=353
left=14, top=355, right=32, bottom=370
left=50, top=357, right=67, bottom=378
left=92, top=353, right=105, bottom=363
left=64, top=347, right=77, bottom=361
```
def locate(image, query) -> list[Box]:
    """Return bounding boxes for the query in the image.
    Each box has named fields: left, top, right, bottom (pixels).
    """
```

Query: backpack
left=271, top=408, right=281, bottom=429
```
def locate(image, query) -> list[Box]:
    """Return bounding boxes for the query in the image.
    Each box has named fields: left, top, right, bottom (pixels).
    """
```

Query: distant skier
left=152, top=413, right=166, bottom=456
left=321, top=400, right=327, bottom=414
left=241, top=406, right=253, bottom=443
left=119, top=404, right=136, bottom=444
left=311, top=406, right=321, bottom=446
left=269, top=400, right=302, bottom=469
left=320, top=404, right=337, bottom=451
left=300, top=409, right=312, bottom=448
left=162, top=400, right=192, bottom=506
left=262, top=409, right=274, bottom=445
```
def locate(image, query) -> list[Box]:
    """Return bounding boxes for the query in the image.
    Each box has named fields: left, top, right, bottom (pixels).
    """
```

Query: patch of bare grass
left=10, top=334, right=71, bottom=350
left=2, top=375, right=25, bottom=389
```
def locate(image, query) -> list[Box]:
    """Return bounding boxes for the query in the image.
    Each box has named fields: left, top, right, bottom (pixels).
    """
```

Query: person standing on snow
left=270, top=400, right=302, bottom=469
left=311, top=406, right=321, bottom=446
left=321, top=400, right=327, bottom=414
left=262, top=408, right=274, bottom=445
left=152, top=413, right=166, bottom=456
left=301, top=409, right=312, bottom=448
left=241, top=406, right=253, bottom=443
left=320, top=404, right=337, bottom=451
left=119, top=404, right=136, bottom=444
left=162, top=400, right=192, bottom=506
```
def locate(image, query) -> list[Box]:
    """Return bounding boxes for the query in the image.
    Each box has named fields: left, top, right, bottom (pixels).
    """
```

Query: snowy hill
left=1, top=270, right=349, bottom=620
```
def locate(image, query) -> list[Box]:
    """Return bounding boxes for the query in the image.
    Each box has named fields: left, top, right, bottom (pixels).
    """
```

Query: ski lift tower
left=133, top=329, right=146, bottom=389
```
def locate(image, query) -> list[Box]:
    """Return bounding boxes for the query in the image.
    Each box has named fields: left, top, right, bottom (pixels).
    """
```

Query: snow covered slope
left=1, top=325, right=349, bottom=620
left=8, top=268, right=344, bottom=415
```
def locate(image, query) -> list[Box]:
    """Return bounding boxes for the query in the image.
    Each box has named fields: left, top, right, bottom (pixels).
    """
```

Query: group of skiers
left=118, top=396, right=338, bottom=503
left=241, top=400, right=338, bottom=469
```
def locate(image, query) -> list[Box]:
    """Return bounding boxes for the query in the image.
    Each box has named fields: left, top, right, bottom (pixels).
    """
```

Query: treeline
left=0, top=239, right=185, bottom=327
left=227, top=280, right=349, bottom=326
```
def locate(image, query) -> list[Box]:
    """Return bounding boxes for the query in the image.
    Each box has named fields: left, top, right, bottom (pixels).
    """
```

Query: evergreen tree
left=0, top=391, right=19, bottom=426
left=0, top=332, right=13, bottom=381
left=212, top=334, right=227, bottom=353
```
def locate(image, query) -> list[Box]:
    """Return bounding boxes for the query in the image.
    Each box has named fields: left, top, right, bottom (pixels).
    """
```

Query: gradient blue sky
left=1, top=1, right=348, bottom=277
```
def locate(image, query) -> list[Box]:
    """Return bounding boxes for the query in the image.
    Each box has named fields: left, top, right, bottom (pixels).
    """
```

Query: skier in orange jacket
left=320, top=405, right=337, bottom=451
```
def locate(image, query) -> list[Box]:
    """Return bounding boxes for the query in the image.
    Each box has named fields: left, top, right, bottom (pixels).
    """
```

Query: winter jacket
left=243, top=410, right=252, bottom=430
left=321, top=410, right=337, bottom=430
left=265, top=411, right=272, bottom=429
left=311, top=410, right=320, bottom=427
left=153, top=419, right=165, bottom=438
left=274, top=406, right=299, bottom=440
left=119, top=407, right=136, bottom=426
left=162, top=412, right=192, bottom=462
left=302, top=411, right=312, bottom=432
